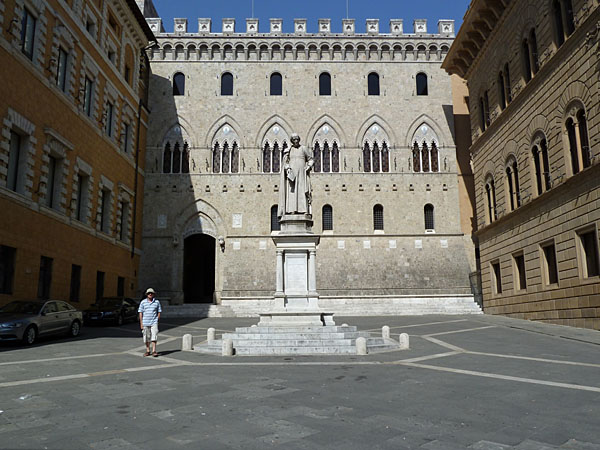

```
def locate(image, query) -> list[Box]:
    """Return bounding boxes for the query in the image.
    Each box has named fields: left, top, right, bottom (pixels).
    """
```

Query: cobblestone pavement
left=0, top=314, right=599, bottom=449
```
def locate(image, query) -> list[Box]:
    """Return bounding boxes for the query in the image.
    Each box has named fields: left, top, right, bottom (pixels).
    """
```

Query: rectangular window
left=37, top=256, right=53, bottom=300
left=491, top=261, right=502, bottom=294
left=83, top=77, right=94, bottom=117
left=578, top=229, right=600, bottom=278
left=119, top=200, right=129, bottom=241
left=46, top=155, right=57, bottom=208
left=105, top=102, right=114, bottom=137
left=96, top=271, right=105, bottom=301
left=99, top=189, right=111, bottom=233
left=75, top=174, right=89, bottom=222
left=20, top=8, right=36, bottom=59
left=85, top=18, right=96, bottom=37
left=117, top=276, right=125, bottom=297
left=69, top=264, right=81, bottom=302
left=541, top=242, right=559, bottom=285
left=0, top=245, right=17, bottom=295
left=513, top=253, right=527, bottom=291
left=124, top=65, right=131, bottom=84
left=56, top=47, right=68, bottom=91
left=122, top=123, right=130, bottom=153
left=7, top=130, right=23, bottom=192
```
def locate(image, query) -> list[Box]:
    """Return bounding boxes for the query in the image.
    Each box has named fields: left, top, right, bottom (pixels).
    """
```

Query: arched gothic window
left=270, top=72, right=282, bottom=96
left=553, top=0, right=575, bottom=47
left=498, top=72, right=507, bottom=110
left=373, top=204, right=384, bottom=230
left=212, top=124, right=241, bottom=174
left=424, top=204, right=435, bottom=231
left=312, top=124, right=341, bottom=173
left=221, top=72, right=233, bottom=96
left=362, top=124, right=389, bottom=173
left=173, top=72, right=185, bottom=96
left=262, top=125, right=289, bottom=173
left=319, top=72, right=331, bottom=96
left=565, top=103, right=591, bottom=176
left=161, top=125, right=190, bottom=174
left=532, top=135, right=551, bottom=195
left=368, top=72, right=380, bottom=96
left=522, top=29, right=539, bottom=83
left=322, top=205, right=333, bottom=231
left=505, top=156, right=521, bottom=212
left=416, top=72, right=428, bottom=96
left=411, top=124, right=440, bottom=173
left=485, top=176, right=497, bottom=224
left=270, top=205, right=280, bottom=231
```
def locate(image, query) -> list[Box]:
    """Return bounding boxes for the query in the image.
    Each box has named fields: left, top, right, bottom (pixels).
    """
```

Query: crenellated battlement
left=145, top=17, right=455, bottom=38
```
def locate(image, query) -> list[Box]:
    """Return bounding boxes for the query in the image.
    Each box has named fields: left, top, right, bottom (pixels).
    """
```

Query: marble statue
left=278, top=134, right=314, bottom=218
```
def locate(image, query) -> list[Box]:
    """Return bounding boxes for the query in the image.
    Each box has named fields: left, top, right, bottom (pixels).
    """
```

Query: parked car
left=0, top=300, right=83, bottom=345
left=83, top=297, right=139, bottom=326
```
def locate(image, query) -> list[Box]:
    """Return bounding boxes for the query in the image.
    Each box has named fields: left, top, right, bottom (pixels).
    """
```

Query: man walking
left=139, top=288, right=162, bottom=357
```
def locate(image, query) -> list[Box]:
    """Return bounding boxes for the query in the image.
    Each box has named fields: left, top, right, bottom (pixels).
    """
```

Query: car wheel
left=23, top=326, right=37, bottom=345
left=69, top=320, right=81, bottom=337
left=116, top=314, right=124, bottom=326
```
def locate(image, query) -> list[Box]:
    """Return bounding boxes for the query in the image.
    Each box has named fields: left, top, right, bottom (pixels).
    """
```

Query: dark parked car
left=0, top=300, right=83, bottom=345
left=83, top=297, right=139, bottom=326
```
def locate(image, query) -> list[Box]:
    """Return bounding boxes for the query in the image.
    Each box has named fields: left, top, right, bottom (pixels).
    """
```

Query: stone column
left=308, top=249, right=317, bottom=293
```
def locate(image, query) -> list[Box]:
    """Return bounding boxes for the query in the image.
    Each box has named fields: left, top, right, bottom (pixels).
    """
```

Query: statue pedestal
left=258, top=214, right=335, bottom=327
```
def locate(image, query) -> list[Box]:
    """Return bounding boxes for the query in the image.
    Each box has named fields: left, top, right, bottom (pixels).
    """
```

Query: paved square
left=0, top=315, right=599, bottom=449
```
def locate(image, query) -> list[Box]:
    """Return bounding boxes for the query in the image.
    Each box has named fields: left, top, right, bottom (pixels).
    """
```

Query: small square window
left=513, top=253, right=527, bottom=291
left=577, top=228, right=600, bottom=278
left=491, top=261, right=502, bottom=294
left=540, top=242, right=559, bottom=286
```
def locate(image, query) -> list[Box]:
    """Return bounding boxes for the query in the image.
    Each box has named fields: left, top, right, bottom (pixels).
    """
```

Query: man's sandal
left=143, top=352, right=150, bottom=357
left=152, top=352, right=158, bottom=357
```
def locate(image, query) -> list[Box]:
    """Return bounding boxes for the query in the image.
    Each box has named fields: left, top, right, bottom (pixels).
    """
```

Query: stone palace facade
left=137, top=11, right=481, bottom=314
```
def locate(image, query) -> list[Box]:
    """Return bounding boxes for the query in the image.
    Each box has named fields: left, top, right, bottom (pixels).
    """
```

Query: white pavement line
left=396, top=351, right=462, bottom=363
left=0, top=352, right=125, bottom=366
left=423, top=326, right=496, bottom=337
left=0, top=373, right=89, bottom=388
left=160, top=322, right=209, bottom=330
left=130, top=335, right=180, bottom=353
left=401, top=362, right=600, bottom=393
left=423, top=336, right=466, bottom=352
left=388, top=319, right=469, bottom=330
left=467, top=351, right=600, bottom=368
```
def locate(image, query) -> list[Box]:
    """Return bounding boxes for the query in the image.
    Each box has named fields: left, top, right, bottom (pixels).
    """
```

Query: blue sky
left=152, top=0, right=471, bottom=34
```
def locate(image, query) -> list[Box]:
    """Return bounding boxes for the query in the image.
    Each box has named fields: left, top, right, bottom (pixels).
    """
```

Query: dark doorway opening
left=183, top=234, right=215, bottom=303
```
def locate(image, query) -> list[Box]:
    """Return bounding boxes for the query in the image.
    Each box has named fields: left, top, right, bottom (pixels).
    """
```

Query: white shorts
left=142, top=324, right=158, bottom=342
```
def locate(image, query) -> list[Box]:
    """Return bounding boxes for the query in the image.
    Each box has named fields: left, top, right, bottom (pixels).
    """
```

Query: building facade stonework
left=140, top=15, right=481, bottom=313
left=444, top=0, right=600, bottom=329
left=0, top=0, right=154, bottom=307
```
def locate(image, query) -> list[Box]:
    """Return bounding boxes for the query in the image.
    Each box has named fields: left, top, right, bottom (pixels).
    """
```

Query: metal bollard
left=399, top=333, right=410, bottom=349
left=222, top=338, right=234, bottom=356
left=356, top=337, right=367, bottom=355
left=207, top=327, right=215, bottom=343
left=182, top=333, right=193, bottom=351
left=382, top=325, right=390, bottom=339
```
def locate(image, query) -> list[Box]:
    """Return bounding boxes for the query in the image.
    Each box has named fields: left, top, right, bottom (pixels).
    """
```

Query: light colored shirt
left=138, top=298, right=161, bottom=326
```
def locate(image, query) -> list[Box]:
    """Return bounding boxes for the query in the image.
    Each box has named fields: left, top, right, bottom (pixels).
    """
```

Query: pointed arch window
left=368, top=72, right=380, bottom=96
left=263, top=142, right=271, bottom=173
left=498, top=71, right=507, bottom=110
left=424, top=204, right=434, bottom=231
left=313, top=142, right=321, bottom=172
left=262, top=140, right=288, bottom=173
left=162, top=143, right=172, bottom=173
left=172, top=142, right=181, bottom=174
left=270, top=72, right=282, bottom=96
left=181, top=143, right=190, bottom=173
left=416, top=73, right=428, bottom=96
left=373, top=204, right=384, bottom=231
left=221, top=72, right=233, bottom=96
left=313, top=124, right=341, bottom=173
left=412, top=140, right=440, bottom=173
left=322, top=205, right=333, bottom=231
left=319, top=73, right=331, bottom=96
left=363, top=141, right=389, bottom=173
left=173, top=72, right=185, bottom=96
left=212, top=124, right=241, bottom=174
left=566, top=105, right=592, bottom=175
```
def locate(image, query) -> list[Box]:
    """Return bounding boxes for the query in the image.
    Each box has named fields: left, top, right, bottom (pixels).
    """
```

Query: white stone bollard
left=207, top=327, right=215, bottom=343
left=399, top=333, right=410, bottom=349
left=341, top=323, right=348, bottom=327
left=356, top=337, right=367, bottom=355
left=182, top=333, right=193, bottom=351
left=222, top=338, right=234, bottom=356
left=382, top=325, right=390, bottom=339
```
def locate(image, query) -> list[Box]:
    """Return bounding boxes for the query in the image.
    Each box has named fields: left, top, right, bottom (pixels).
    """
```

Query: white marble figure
left=278, top=134, right=314, bottom=217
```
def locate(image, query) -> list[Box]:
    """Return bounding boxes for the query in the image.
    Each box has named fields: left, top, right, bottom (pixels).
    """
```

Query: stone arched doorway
left=183, top=234, right=215, bottom=303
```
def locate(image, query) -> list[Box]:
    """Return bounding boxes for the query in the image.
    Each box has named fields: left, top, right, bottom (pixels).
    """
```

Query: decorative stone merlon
left=318, top=18, right=331, bottom=34
left=222, top=18, right=235, bottom=34
left=438, top=20, right=454, bottom=36
left=174, top=18, right=187, bottom=34
left=366, top=19, right=379, bottom=34
left=390, top=19, right=403, bottom=35
left=270, top=18, right=282, bottom=34
left=246, top=18, right=258, bottom=34
left=414, top=19, right=427, bottom=34
left=147, top=18, right=162, bottom=34
left=198, top=18, right=211, bottom=33
left=294, top=18, right=307, bottom=34
left=342, top=19, right=355, bottom=35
